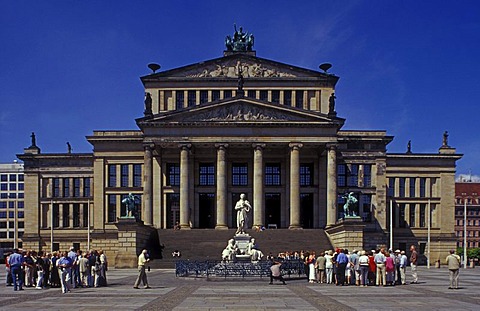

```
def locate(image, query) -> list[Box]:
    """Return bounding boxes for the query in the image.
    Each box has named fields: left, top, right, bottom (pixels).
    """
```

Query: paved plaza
left=1, top=265, right=479, bottom=310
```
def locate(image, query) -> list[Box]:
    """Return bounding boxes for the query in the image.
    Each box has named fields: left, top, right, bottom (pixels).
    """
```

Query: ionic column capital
left=326, top=143, right=337, bottom=151
left=289, top=143, right=304, bottom=150
left=179, top=143, right=192, bottom=151
left=252, top=143, right=266, bottom=151
left=215, top=143, right=229, bottom=150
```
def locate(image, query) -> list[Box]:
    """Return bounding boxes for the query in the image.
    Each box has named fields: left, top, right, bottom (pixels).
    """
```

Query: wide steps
left=149, top=229, right=333, bottom=269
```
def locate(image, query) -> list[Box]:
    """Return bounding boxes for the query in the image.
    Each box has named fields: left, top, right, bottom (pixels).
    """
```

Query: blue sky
left=1, top=1, right=479, bottom=179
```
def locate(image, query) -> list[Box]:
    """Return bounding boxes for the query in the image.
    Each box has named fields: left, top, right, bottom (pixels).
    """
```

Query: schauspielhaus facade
left=18, top=30, right=461, bottom=266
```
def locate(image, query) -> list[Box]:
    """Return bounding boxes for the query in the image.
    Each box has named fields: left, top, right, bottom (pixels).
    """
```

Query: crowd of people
left=5, top=247, right=108, bottom=293
left=274, top=245, right=419, bottom=286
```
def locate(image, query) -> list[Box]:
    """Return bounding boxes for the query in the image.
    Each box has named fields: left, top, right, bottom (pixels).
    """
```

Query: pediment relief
left=183, top=59, right=297, bottom=78
left=155, top=100, right=332, bottom=123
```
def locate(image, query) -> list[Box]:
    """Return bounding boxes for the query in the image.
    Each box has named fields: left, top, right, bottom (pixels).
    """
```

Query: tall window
left=133, top=164, right=142, bottom=187
left=223, top=90, right=232, bottom=98
left=409, top=178, right=416, bottom=197
left=259, top=90, right=268, bottom=101
left=176, top=90, right=184, bottom=109
left=347, top=164, right=359, bottom=187
left=62, top=204, right=70, bottom=227
left=200, top=90, right=208, bottom=104
left=409, top=204, right=416, bottom=227
left=271, top=90, right=280, bottom=104
left=187, top=90, right=196, bottom=107
left=399, top=204, right=406, bottom=228
left=300, top=164, right=313, bottom=186
left=399, top=178, right=406, bottom=198
left=247, top=90, right=256, bottom=98
left=108, top=195, right=116, bottom=222
left=199, top=163, right=215, bottom=186
left=232, top=163, right=248, bottom=186
left=265, top=164, right=281, bottom=186
left=108, top=165, right=117, bottom=187
left=388, top=178, right=395, bottom=197
left=295, top=90, right=304, bottom=108
left=419, top=178, right=426, bottom=197
left=83, top=178, right=91, bottom=197
left=73, top=178, right=81, bottom=197
left=121, top=164, right=129, bottom=187
left=53, top=178, right=60, bottom=197
left=284, top=90, right=292, bottom=106
left=337, top=164, right=347, bottom=187
left=419, top=203, right=426, bottom=227
left=83, top=204, right=89, bottom=228
left=73, top=204, right=80, bottom=227
left=212, top=90, right=220, bottom=101
left=53, top=204, right=60, bottom=228
left=363, top=165, right=372, bottom=187
left=166, top=164, right=180, bottom=186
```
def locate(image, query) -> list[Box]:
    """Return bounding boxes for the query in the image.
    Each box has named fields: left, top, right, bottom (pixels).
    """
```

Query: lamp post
left=464, top=199, right=467, bottom=269
left=427, top=199, right=431, bottom=269
left=390, top=200, right=393, bottom=250
left=87, top=200, right=91, bottom=251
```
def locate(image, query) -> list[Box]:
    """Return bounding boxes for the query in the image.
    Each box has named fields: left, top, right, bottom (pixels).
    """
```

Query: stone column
left=253, top=144, right=265, bottom=228
left=179, top=144, right=192, bottom=229
left=143, top=144, right=154, bottom=226
left=215, top=144, right=228, bottom=229
left=326, top=144, right=338, bottom=226
left=289, top=143, right=303, bottom=229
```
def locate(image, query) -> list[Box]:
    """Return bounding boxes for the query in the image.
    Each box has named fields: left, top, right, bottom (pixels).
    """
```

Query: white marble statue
left=221, top=239, right=238, bottom=262
left=235, top=193, right=251, bottom=235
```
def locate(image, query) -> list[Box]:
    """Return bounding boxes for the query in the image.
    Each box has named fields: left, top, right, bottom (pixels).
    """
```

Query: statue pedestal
left=114, top=218, right=156, bottom=268
left=234, top=233, right=251, bottom=254
left=325, top=218, right=365, bottom=251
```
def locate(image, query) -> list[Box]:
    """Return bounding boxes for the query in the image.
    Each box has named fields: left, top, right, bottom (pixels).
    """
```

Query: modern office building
left=17, top=29, right=462, bottom=266
left=0, top=162, right=25, bottom=250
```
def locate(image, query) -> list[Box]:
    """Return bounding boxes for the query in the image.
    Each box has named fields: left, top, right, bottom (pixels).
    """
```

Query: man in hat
left=394, top=249, right=401, bottom=285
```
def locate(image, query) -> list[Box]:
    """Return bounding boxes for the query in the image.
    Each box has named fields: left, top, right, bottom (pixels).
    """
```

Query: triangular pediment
left=138, top=97, right=343, bottom=125
left=142, top=54, right=336, bottom=80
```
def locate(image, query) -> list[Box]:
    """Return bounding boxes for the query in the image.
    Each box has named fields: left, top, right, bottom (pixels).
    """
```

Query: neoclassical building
left=18, top=31, right=461, bottom=265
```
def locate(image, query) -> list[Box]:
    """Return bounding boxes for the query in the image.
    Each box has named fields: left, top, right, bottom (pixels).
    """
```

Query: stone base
left=325, top=218, right=366, bottom=251
left=114, top=218, right=156, bottom=268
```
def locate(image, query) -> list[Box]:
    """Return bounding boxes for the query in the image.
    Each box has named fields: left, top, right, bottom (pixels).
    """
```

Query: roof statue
left=225, top=24, right=254, bottom=52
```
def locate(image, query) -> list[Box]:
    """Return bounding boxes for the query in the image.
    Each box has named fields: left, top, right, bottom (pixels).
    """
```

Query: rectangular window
left=399, top=204, right=406, bottom=228
left=300, top=164, right=313, bottom=186
left=9, top=183, right=16, bottom=191
left=409, top=178, right=416, bottom=197
left=63, top=179, right=70, bottom=197
left=388, top=178, right=395, bottom=197
left=53, top=178, right=60, bottom=197
left=0, top=202, right=6, bottom=208
left=399, top=178, right=406, bottom=198
left=265, top=163, right=281, bottom=186
left=73, top=204, right=80, bottom=228
left=409, top=204, right=416, bottom=227
left=337, top=164, right=347, bottom=187
left=9, top=174, right=16, bottom=182
left=133, top=164, right=142, bottom=187
left=187, top=90, right=196, bottom=107
left=62, top=204, right=70, bottom=227
left=73, top=178, right=81, bottom=197
left=108, top=195, right=116, bottom=223
left=176, top=90, right=184, bottom=109
left=83, top=204, right=89, bottom=228
left=212, top=90, right=220, bottom=101
left=121, top=164, right=129, bottom=187
left=200, top=90, right=208, bottom=104
left=271, top=90, right=280, bottom=104
left=53, top=204, right=59, bottom=228
left=166, top=163, right=180, bottom=186
left=247, top=90, right=256, bottom=98
left=108, top=165, right=117, bottom=187
left=18, top=174, right=24, bottom=181
left=83, top=178, right=91, bottom=197
left=199, top=163, right=215, bottom=186
left=223, top=90, right=232, bottom=99
left=18, top=183, right=24, bottom=191
left=419, top=205, right=425, bottom=227
left=232, top=163, right=248, bottom=186
left=259, top=90, right=268, bottom=101
left=363, top=165, right=372, bottom=187
left=0, top=183, right=6, bottom=191
left=347, top=164, right=359, bottom=187
left=284, top=90, right=292, bottom=106
left=295, top=90, right=304, bottom=108
left=0, top=174, right=7, bottom=181
left=419, top=178, right=426, bottom=197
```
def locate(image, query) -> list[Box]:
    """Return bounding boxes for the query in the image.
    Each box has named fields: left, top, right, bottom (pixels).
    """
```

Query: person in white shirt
left=133, top=249, right=151, bottom=289
left=374, top=248, right=386, bottom=286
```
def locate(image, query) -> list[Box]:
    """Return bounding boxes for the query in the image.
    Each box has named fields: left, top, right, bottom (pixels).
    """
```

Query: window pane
left=232, top=163, right=248, bottom=186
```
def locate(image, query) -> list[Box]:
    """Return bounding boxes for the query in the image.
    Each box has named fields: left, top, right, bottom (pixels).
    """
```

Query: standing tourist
left=336, top=249, right=348, bottom=286
left=385, top=251, right=395, bottom=286
left=315, top=252, right=326, bottom=284
left=325, top=250, right=334, bottom=284
left=399, top=250, right=407, bottom=285
left=78, top=251, right=90, bottom=287
left=446, top=249, right=461, bottom=289
left=410, top=245, right=418, bottom=284
left=374, top=248, right=386, bottom=286
left=133, top=249, right=151, bottom=289
left=57, top=251, right=73, bottom=294
left=8, top=248, right=24, bottom=291
left=358, top=250, right=369, bottom=287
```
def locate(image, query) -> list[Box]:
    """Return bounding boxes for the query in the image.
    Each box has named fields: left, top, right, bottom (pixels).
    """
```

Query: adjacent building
left=17, top=29, right=462, bottom=265
left=455, top=182, right=480, bottom=249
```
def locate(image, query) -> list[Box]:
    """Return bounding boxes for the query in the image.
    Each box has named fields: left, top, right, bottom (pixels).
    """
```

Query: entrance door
left=166, top=193, right=180, bottom=229
left=265, top=193, right=281, bottom=228
left=199, top=193, right=215, bottom=228
left=300, top=193, right=314, bottom=228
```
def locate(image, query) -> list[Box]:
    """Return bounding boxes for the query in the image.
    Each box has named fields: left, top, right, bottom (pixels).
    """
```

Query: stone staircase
left=149, top=229, right=333, bottom=269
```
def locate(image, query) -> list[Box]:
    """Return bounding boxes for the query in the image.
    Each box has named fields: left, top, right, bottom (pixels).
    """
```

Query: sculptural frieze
left=186, top=60, right=296, bottom=78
